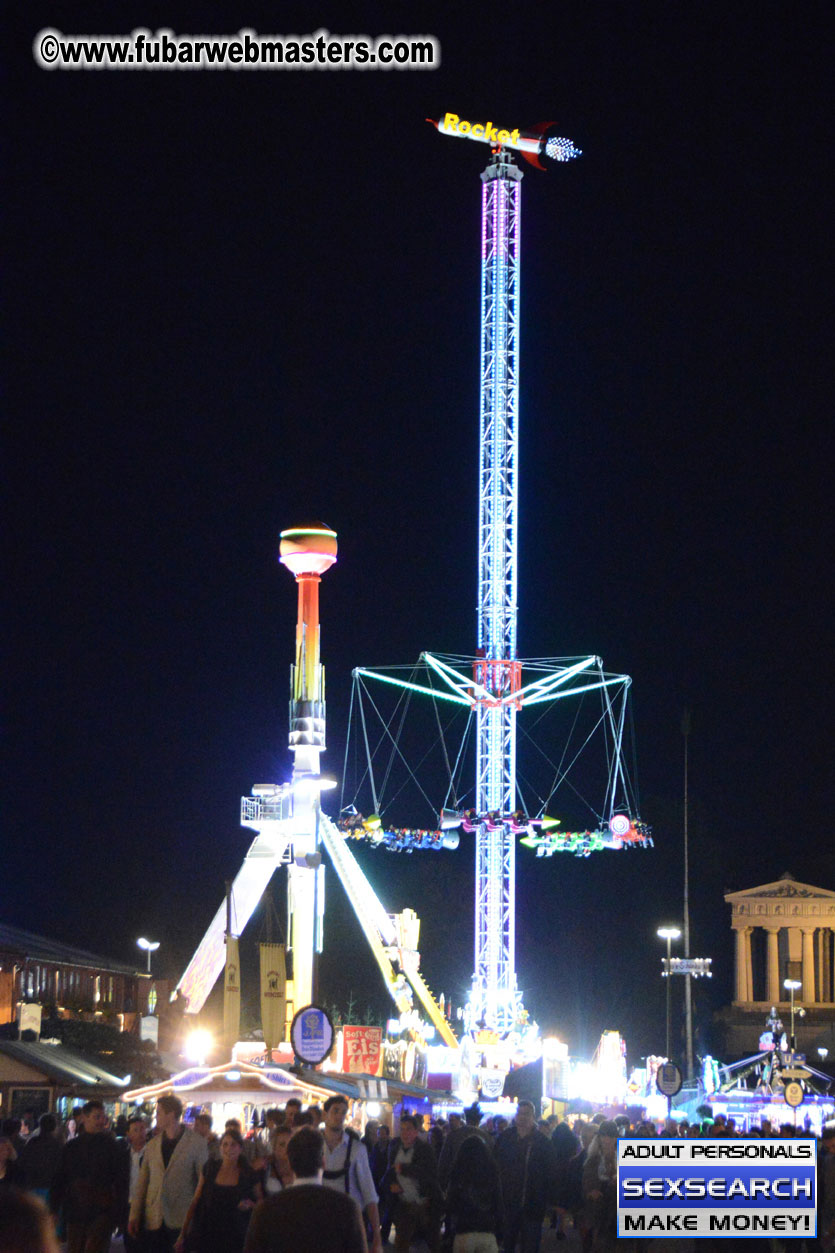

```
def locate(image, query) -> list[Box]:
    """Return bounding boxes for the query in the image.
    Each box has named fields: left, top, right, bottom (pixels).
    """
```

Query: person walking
left=120, top=1117, right=148, bottom=1253
left=445, top=1134, right=501, bottom=1253
left=383, top=1113, right=442, bottom=1253
left=262, top=1127, right=293, bottom=1195
left=128, top=1095, right=208, bottom=1252
left=50, top=1100, right=125, bottom=1253
left=438, top=1104, right=493, bottom=1194
left=176, top=1127, right=261, bottom=1253
left=494, top=1101, right=554, bottom=1253
left=321, top=1095, right=382, bottom=1253
left=243, top=1126, right=367, bottom=1253
left=19, top=1113, right=63, bottom=1206
left=0, top=1135, right=25, bottom=1196
left=580, top=1121, right=618, bottom=1253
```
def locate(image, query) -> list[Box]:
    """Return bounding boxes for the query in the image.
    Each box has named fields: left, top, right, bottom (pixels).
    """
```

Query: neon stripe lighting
left=280, top=528, right=337, bottom=539
left=353, top=668, right=470, bottom=706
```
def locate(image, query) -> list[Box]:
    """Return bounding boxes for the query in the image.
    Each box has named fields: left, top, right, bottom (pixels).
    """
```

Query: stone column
left=823, top=928, right=832, bottom=1003
left=743, top=927, right=754, bottom=1002
left=734, top=927, right=747, bottom=1003
left=802, top=927, right=816, bottom=1003
left=766, top=927, right=781, bottom=1004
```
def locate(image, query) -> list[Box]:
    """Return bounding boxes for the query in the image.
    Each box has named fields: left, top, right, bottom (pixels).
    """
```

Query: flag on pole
left=260, top=942, right=286, bottom=1054
left=223, top=935, right=241, bottom=1048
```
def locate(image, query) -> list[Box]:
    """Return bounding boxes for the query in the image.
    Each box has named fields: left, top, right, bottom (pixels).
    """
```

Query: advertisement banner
left=343, top=1025, right=383, bottom=1075
left=18, top=1002, right=42, bottom=1037
left=139, top=1015, right=159, bottom=1045
left=260, top=943, right=286, bottom=1052
left=617, top=1137, right=816, bottom=1240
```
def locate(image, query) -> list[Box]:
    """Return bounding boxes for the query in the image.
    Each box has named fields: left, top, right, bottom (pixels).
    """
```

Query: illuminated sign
left=290, top=1005, right=334, bottom=1066
left=668, top=957, right=713, bottom=977
left=343, top=1026, right=383, bottom=1076
left=429, top=114, right=581, bottom=170
left=617, top=1138, right=816, bottom=1240
left=440, top=114, right=522, bottom=146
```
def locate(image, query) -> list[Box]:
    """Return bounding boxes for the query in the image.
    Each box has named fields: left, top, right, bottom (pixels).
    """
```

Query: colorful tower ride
left=280, top=524, right=338, bottom=1009
left=174, top=524, right=337, bottom=1017
left=474, top=147, right=524, bottom=1030
left=350, top=117, right=649, bottom=1039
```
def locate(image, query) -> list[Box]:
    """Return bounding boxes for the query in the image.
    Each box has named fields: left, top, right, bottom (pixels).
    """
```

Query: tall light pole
left=681, top=710, right=693, bottom=1080
left=137, top=937, right=160, bottom=976
left=784, top=978, right=801, bottom=1056
left=658, top=926, right=682, bottom=1060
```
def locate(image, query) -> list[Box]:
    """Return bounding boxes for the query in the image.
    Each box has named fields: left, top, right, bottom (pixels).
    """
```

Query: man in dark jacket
left=437, top=1103, right=493, bottom=1193
left=494, top=1101, right=554, bottom=1253
left=383, top=1114, right=442, bottom=1253
left=19, top=1113, right=63, bottom=1203
left=50, top=1100, right=125, bottom=1253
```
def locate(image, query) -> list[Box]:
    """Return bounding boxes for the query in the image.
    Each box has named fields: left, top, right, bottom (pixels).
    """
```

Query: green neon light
left=354, top=669, right=470, bottom=706
left=423, top=653, right=490, bottom=701
left=280, top=528, right=337, bottom=539
left=522, top=677, right=628, bottom=707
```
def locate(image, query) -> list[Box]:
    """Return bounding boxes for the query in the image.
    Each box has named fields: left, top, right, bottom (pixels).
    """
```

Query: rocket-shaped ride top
left=279, top=524, right=338, bottom=780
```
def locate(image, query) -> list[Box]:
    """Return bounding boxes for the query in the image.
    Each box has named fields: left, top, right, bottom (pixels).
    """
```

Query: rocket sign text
left=440, top=113, right=521, bottom=147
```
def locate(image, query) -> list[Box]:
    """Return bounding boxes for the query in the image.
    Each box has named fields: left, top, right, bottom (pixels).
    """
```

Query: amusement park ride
left=175, top=112, right=651, bottom=1055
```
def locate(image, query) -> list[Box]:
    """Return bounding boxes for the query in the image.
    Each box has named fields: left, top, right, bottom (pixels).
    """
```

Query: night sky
left=6, top=4, right=832, bottom=1065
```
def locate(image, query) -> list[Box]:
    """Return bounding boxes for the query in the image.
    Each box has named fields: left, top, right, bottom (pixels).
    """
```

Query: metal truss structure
left=355, top=651, right=634, bottom=1032
left=475, top=151, right=523, bottom=1031
left=352, top=140, right=648, bottom=1036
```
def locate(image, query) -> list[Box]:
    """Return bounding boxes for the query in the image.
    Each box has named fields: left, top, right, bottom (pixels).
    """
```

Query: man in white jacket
left=128, top=1094, right=208, bottom=1251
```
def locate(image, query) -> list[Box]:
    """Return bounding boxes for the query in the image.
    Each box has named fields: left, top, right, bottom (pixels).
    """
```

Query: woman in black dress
left=176, top=1128, right=262, bottom=1253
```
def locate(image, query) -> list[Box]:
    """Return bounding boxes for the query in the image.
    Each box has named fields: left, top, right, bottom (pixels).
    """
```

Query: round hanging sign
left=290, top=1005, right=335, bottom=1066
left=656, top=1062, right=683, bottom=1097
left=784, top=1081, right=804, bottom=1108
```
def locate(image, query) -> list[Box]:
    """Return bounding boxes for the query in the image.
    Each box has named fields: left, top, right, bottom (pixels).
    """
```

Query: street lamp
left=784, top=978, right=802, bottom=1055
left=136, top=937, right=160, bottom=975
left=657, top=926, right=682, bottom=1060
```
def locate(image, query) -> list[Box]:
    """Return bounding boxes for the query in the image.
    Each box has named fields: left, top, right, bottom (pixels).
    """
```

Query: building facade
left=717, top=874, right=835, bottom=1057
left=0, top=923, right=155, bottom=1030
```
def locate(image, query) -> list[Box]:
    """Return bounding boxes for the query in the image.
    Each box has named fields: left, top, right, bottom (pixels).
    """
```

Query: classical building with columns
left=715, top=873, right=835, bottom=1057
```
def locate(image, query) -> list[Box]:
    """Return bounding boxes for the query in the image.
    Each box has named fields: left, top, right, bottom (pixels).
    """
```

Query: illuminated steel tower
left=474, top=146, right=524, bottom=1028
left=352, top=120, right=644, bottom=1037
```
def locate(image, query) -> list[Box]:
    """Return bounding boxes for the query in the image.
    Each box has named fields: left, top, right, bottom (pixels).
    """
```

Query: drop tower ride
left=432, top=115, right=642, bottom=1033
left=348, top=115, right=648, bottom=1039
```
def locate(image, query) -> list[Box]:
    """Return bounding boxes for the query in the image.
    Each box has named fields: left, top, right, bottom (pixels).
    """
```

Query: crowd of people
left=0, top=1100, right=833, bottom=1253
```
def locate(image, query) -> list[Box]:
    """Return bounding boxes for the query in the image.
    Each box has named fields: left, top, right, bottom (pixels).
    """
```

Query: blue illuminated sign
left=290, top=1005, right=334, bottom=1065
